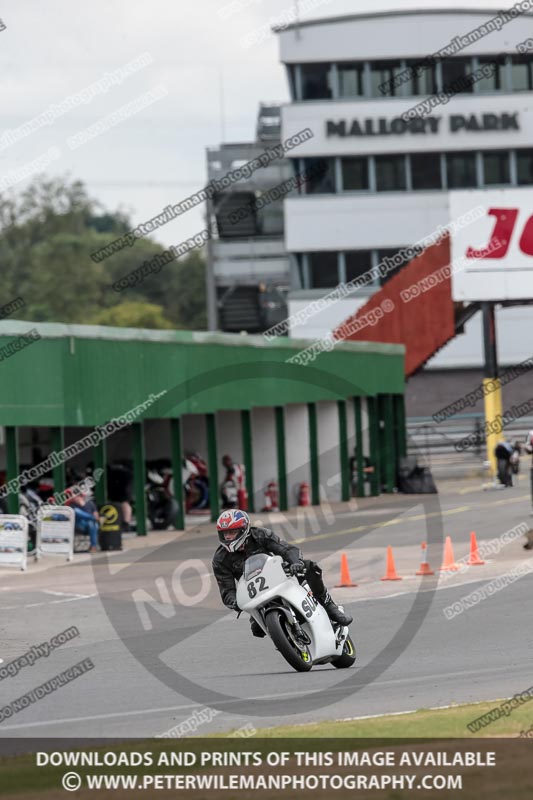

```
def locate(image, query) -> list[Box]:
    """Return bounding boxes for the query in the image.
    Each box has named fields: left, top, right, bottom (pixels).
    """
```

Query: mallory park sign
left=326, top=112, right=520, bottom=137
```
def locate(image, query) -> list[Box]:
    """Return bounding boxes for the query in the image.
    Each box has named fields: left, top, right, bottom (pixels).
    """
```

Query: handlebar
left=283, top=562, right=306, bottom=577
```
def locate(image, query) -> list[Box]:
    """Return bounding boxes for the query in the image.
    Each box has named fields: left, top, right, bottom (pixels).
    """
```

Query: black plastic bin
left=99, top=502, right=124, bottom=551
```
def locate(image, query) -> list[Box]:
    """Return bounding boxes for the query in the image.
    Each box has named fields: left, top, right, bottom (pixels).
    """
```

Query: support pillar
left=132, top=421, right=147, bottom=536
left=482, top=302, right=501, bottom=477
left=5, top=426, right=19, bottom=515
left=50, top=426, right=66, bottom=497
left=337, top=400, right=350, bottom=501
left=353, top=396, right=365, bottom=498
left=394, top=394, right=407, bottom=460
left=367, top=396, right=381, bottom=496
left=170, top=418, right=185, bottom=530
left=206, top=413, right=219, bottom=522
left=93, top=434, right=107, bottom=507
left=383, top=395, right=396, bottom=493
left=240, top=410, right=255, bottom=513
left=307, top=403, right=320, bottom=506
left=275, top=406, right=288, bottom=511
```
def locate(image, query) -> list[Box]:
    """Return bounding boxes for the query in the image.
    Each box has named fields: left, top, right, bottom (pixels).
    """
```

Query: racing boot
left=319, top=592, right=353, bottom=626
left=250, top=618, right=266, bottom=638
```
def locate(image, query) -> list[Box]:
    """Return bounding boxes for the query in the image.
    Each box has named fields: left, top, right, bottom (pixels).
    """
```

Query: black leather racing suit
left=212, top=526, right=330, bottom=610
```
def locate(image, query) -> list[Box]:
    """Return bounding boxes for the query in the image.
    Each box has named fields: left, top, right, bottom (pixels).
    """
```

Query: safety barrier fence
left=407, top=414, right=533, bottom=459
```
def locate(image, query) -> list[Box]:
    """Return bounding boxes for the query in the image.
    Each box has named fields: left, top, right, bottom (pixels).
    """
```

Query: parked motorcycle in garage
left=146, top=469, right=179, bottom=530
left=19, top=487, right=42, bottom=550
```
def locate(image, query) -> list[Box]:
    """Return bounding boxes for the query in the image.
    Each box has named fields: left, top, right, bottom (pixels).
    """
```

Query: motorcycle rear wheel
left=265, top=610, right=312, bottom=672
left=331, top=634, right=356, bottom=669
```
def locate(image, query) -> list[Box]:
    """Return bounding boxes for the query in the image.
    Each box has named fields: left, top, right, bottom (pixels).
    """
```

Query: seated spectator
left=68, top=490, right=100, bottom=552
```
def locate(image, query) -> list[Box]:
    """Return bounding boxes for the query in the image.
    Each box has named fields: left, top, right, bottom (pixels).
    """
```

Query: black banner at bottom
left=0, top=737, right=531, bottom=798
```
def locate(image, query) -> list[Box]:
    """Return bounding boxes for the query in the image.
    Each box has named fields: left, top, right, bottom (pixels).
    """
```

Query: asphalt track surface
left=0, top=476, right=531, bottom=740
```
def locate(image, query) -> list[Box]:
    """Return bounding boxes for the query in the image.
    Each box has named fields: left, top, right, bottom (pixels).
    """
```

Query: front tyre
left=265, top=610, right=312, bottom=672
left=331, top=634, right=356, bottom=669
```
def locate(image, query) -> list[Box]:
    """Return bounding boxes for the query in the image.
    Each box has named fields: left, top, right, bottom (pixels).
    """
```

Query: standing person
left=220, top=454, right=244, bottom=509
left=107, top=461, right=134, bottom=531
left=524, top=431, right=533, bottom=514
left=510, top=440, right=522, bottom=476
left=349, top=446, right=374, bottom=496
left=494, top=439, right=513, bottom=487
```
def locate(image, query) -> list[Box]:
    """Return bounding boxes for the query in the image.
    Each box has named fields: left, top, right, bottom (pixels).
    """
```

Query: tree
left=0, top=177, right=97, bottom=311
left=90, top=301, right=174, bottom=329
left=0, top=175, right=208, bottom=330
left=166, top=250, right=207, bottom=330
left=102, top=238, right=207, bottom=328
left=24, top=232, right=108, bottom=322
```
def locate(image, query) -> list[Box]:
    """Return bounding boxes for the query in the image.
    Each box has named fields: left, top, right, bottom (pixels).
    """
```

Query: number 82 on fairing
left=247, top=576, right=268, bottom=598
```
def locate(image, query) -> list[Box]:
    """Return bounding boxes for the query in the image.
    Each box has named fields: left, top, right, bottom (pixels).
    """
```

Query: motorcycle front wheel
left=265, top=610, right=312, bottom=672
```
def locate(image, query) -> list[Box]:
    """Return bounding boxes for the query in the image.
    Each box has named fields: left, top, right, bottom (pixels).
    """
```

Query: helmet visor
left=218, top=525, right=247, bottom=548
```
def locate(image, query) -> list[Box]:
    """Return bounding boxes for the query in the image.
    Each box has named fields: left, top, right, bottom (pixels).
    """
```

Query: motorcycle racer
left=212, top=508, right=353, bottom=637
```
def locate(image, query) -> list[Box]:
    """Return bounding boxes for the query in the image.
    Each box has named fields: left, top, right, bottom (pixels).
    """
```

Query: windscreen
left=243, top=553, right=269, bottom=581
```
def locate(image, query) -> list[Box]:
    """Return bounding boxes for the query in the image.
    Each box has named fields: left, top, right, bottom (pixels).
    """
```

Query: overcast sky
left=2, top=0, right=512, bottom=247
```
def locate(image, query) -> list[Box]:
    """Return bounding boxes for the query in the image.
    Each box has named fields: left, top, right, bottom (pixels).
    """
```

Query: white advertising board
left=450, top=188, right=533, bottom=302
left=36, top=505, right=75, bottom=561
left=0, top=515, right=28, bottom=571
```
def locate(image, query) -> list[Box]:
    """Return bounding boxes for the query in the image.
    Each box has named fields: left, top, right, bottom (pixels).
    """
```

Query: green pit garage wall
left=0, top=322, right=406, bottom=533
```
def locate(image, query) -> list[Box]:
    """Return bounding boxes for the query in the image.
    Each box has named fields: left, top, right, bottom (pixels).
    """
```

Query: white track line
left=0, top=594, right=95, bottom=611
left=0, top=663, right=522, bottom=732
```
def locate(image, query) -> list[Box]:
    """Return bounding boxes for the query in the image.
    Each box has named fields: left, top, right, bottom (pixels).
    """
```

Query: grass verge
left=220, top=698, right=533, bottom=738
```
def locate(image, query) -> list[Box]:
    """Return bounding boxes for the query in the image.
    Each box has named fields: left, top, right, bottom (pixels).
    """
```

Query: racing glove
left=227, top=599, right=240, bottom=612
left=289, top=559, right=305, bottom=576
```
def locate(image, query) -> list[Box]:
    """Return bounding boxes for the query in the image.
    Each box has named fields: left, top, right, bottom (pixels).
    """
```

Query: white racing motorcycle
left=235, top=553, right=356, bottom=672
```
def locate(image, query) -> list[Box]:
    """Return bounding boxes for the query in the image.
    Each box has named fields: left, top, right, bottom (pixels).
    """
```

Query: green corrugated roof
left=0, top=320, right=404, bottom=356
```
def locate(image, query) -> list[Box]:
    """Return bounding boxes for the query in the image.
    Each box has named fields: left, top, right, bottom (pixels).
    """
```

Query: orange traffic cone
left=335, top=553, right=357, bottom=587
left=439, top=536, right=459, bottom=571
left=467, top=531, right=485, bottom=566
left=416, top=542, right=435, bottom=576
left=381, top=545, right=402, bottom=581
